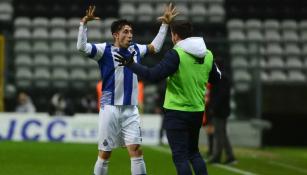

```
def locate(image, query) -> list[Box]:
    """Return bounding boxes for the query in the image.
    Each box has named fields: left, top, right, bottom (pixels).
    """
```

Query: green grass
left=0, top=141, right=307, bottom=175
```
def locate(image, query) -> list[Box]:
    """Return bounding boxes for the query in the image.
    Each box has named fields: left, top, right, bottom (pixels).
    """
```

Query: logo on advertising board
left=0, top=113, right=162, bottom=145
left=0, top=114, right=98, bottom=143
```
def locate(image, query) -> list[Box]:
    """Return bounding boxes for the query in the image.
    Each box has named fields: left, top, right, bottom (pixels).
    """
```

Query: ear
left=112, top=32, right=118, bottom=39
left=171, top=32, right=178, bottom=43
left=174, top=33, right=179, bottom=40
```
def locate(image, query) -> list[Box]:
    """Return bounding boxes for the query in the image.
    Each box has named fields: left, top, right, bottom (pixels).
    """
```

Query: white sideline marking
left=148, top=146, right=258, bottom=175
left=213, top=164, right=258, bottom=175
left=268, top=161, right=307, bottom=174
left=148, top=146, right=172, bottom=154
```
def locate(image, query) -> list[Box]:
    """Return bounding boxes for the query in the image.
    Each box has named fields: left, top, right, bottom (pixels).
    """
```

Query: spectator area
left=2, top=0, right=307, bottom=116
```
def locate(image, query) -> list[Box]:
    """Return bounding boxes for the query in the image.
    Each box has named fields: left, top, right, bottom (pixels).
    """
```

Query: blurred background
left=1, top=0, right=307, bottom=148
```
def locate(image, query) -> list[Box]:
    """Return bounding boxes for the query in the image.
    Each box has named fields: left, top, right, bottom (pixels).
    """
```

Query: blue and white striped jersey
left=91, top=43, right=147, bottom=106
left=77, top=24, right=147, bottom=106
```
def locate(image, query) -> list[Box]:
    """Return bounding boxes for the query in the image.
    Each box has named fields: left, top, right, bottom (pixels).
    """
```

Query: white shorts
left=98, top=105, right=142, bottom=151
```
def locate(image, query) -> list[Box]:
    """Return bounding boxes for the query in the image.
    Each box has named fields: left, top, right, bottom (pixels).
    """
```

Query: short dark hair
left=170, top=20, right=193, bottom=39
left=111, top=19, right=133, bottom=34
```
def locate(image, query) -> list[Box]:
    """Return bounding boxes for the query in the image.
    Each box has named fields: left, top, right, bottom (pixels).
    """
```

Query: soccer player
left=115, top=20, right=221, bottom=175
left=76, top=4, right=178, bottom=175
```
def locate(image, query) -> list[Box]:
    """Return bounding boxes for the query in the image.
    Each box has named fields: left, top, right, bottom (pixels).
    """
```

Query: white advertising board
left=0, top=113, right=162, bottom=145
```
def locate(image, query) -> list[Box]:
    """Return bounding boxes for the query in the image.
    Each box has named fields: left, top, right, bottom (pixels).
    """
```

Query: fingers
left=114, top=58, right=125, bottom=66
left=85, top=6, right=91, bottom=17
left=86, top=5, right=96, bottom=16
left=170, top=5, right=178, bottom=17
left=114, top=58, right=123, bottom=63
left=172, top=11, right=179, bottom=18
left=157, top=15, right=164, bottom=20
left=116, top=62, right=125, bottom=66
left=168, top=3, right=173, bottom=9
left=84, top=5, right=101, bottom=21
left=90, top=6, right=96, bottom=16
left=163, top=3, right=173, bottom=14
left=131, top=51, right=136, bottom=56
left=158, top=3, right=178, bottom=24
left=114, top=57, right=125, bottom=65
left=88, top=5, right=93, bottom=16
left=168, top=3, right=173, bottom=12
left=88, top=5, right=93, bottom=15
left=114, top=54, right=123, bottom=60
left=171, top=7, right=177, bottom=14
left=114, top=51, right=135, bottom=66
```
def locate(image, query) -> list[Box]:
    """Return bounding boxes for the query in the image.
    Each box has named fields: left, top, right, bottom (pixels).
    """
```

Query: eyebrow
left=123, top=28, right=133, bottom=33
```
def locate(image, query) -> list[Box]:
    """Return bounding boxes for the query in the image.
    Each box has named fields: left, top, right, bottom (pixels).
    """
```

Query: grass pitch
left=0, top=141, right=306, bottom=175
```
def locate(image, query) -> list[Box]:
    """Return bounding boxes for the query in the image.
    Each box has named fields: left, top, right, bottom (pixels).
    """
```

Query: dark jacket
left=210, top=73, right=231, bottom=119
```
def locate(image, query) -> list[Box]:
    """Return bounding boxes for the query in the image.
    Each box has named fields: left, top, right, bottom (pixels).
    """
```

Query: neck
left=175, top=39, right=182, bottom=45
left=114, top=41, right=120, bottom=48
left=113, top=42, right=129, bottom=49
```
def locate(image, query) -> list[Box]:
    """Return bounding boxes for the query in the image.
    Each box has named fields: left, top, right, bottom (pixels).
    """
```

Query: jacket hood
left=175, top=37, right=207, bottom=58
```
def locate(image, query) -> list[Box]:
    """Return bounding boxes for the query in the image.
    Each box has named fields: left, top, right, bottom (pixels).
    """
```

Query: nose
left=128, top=32, right=133, bottom=38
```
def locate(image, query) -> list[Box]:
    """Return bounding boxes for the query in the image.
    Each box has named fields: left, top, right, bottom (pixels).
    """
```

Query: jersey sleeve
left=76, top=23, right=106, bottom=61
left=87, top=43, right=106, bottom=61
left=136, top=44, right=148, bottom=57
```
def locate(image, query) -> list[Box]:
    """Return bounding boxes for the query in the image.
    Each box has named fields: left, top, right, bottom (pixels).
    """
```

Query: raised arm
left=77, top=6, right=105, bottom=60
left=147, top=3, right=179, bottom=54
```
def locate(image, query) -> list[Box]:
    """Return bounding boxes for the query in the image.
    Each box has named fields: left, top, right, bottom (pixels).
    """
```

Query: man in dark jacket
left=208, top=72, right=237, bottom=164
left=115, top=20, right=221, bottom=175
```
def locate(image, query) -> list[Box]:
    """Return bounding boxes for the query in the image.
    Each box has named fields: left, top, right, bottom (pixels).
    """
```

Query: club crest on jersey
left=103, top=139, right=108, bottom=146
left=128, top=47, right=135, bottom=53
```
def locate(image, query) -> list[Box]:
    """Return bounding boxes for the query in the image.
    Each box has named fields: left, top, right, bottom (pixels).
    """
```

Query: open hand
left=157, top=3, right=179, bottom=24
left=114, top=51, right=136, bottom=66
left=81, top=5, right=100, bottom=24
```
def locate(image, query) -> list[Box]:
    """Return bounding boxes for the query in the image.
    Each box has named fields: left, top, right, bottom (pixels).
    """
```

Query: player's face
left=114, top=25, right=133, bottom=48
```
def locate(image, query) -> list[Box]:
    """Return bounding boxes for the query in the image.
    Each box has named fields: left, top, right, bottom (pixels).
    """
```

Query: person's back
left=164, top=44, right=214, bottom=112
